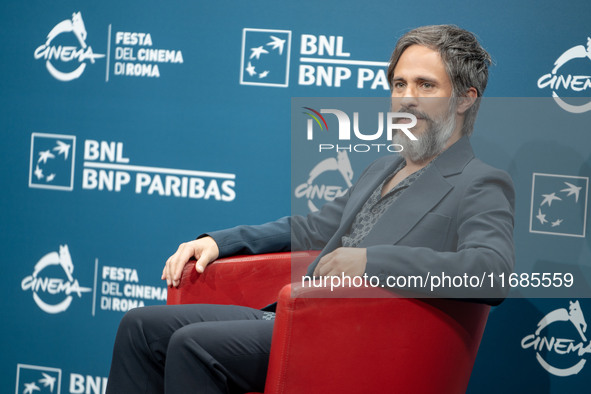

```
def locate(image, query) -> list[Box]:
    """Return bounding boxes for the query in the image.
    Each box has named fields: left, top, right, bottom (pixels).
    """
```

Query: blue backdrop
left=2, top=1, right=591, bottom=392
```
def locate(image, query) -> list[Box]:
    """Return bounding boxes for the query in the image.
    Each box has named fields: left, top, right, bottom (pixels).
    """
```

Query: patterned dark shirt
left=341, top=161, right=431, bottom=248
left=261, top=311, right=276, bottom=320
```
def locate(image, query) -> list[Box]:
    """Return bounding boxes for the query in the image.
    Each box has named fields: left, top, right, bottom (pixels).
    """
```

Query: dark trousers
left=106, top=304, right=274, bottom=394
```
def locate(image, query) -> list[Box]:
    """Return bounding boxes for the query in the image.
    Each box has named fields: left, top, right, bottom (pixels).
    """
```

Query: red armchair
left=167, top=252, right=490, bottom=394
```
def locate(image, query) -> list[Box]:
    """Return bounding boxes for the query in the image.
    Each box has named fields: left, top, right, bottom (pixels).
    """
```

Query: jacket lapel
left=339, top=156, right=403, bottom=231
left=306, top=137, right=475, bottom=274
left=358, top=166, right=452, bottom=246
left=305, top=157, right=402, bottom=275
left=359, top=136, right=474, bottom=247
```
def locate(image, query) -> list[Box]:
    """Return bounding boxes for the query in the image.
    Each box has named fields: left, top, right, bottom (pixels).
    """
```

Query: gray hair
left=387, top=25, right=492, bottom=136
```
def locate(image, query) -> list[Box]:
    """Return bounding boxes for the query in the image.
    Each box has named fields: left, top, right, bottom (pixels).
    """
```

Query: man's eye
left=394, top=82, right=405, bottom=89
left=421, top=82, right=434, bottom=89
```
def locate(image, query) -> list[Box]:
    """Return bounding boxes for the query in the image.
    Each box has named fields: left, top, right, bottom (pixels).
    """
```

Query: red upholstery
left=167, top=252, right=490, bottom=394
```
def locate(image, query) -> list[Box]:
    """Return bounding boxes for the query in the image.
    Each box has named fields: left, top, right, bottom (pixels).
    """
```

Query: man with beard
left=107, top=25, right=515, bottom=394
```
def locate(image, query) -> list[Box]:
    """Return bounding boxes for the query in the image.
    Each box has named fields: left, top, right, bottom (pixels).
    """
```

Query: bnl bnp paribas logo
left=15, top=364, right=61, bottom=394
left=34, top=12, right=104, bottom=82
left=529, top=173, right=589, bottom=237
left=29, top=132, right=237, bottom=201
left=522, top=300, right=591, bottom=377
left=240, top=28, right=389, bottom=89
left=29, top=133, right=76, bottom=191
left=537, top=36, right=591, bottom=113
left=16, top=364, right=108, bottom=394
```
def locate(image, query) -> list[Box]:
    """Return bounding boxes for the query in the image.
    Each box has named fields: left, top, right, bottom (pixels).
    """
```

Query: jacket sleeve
left=204, top=190, right=351, bottom=258
left=204, top=157, right=390, bottom=258
left=363, top=168, right=515, bottom=305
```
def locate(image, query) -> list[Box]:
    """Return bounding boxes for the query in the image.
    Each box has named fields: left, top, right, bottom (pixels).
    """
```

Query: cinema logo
left=537, top=36, right=591, bottom=113
left=34, top=12, right=105, bottom=81
left=21, top=245, right=91, bottom=314
left=521, top=300, right=591, bottom=376
left=294, top=151, right=353, bottom=212
left=303, top=107, right=415, bottom=153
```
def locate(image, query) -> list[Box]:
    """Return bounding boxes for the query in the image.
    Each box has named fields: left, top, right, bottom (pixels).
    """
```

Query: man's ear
left=456, top=87, right=478, bottom=114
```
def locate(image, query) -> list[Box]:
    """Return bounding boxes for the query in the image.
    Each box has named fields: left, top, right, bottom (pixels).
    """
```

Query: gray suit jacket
left=207, top=136, right=515, bottom=304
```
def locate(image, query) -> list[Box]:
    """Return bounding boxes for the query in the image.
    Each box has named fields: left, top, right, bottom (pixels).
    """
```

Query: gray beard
left=392, top=104, right=457, bottom=162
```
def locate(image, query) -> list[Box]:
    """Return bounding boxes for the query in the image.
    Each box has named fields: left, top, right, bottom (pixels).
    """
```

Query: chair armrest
left=166, top=251, right=319, bottom=309
left=265, top=283, right=490, bottom=394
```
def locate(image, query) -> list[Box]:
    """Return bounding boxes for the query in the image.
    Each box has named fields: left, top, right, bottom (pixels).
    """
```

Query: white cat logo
left=522, top=300, right=591, bottom=376
left=536, top=301, right=587, bottom=342
left=21, top=245, right=91, bottom=314
left=294, top=151, right=354, bottom=212
left=34, top=12, right=104, bottom=81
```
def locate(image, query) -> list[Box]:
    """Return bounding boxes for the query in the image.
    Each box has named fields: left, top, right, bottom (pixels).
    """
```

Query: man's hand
left=162, top=236, right=219, bottom=287
left=313, top=247, right=367, bottom=277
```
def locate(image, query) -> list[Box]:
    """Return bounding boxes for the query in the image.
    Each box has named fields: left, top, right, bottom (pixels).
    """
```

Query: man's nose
left=400, top=88, right=418, bottom=108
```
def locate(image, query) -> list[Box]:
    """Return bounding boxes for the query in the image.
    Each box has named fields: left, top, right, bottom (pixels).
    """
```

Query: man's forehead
left=392, top=45, right=447, bottom=79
